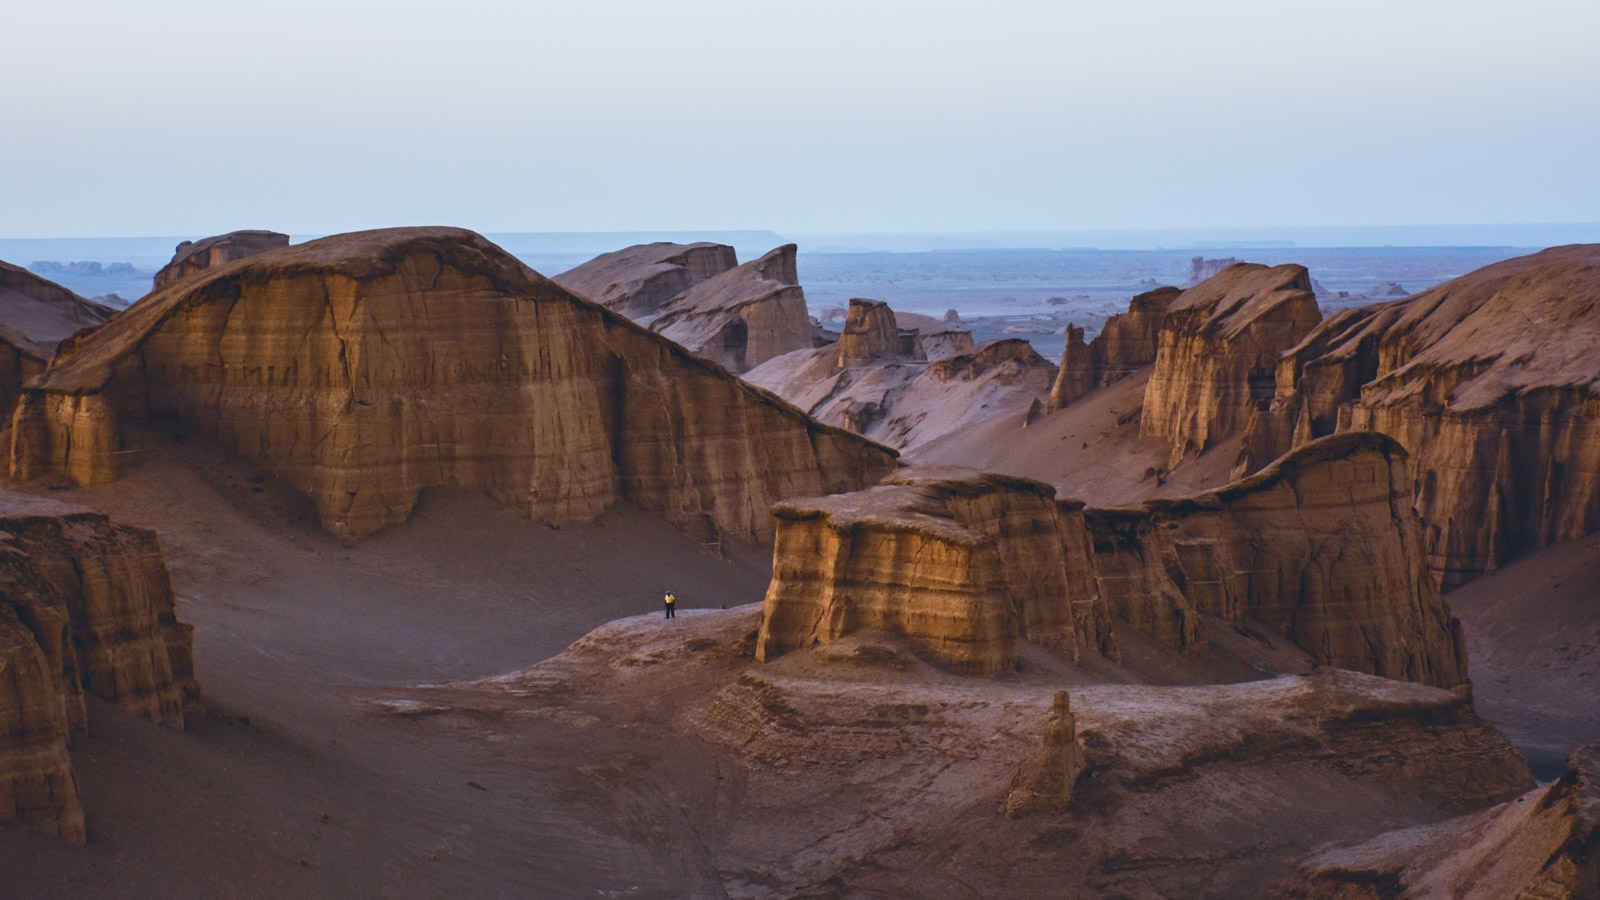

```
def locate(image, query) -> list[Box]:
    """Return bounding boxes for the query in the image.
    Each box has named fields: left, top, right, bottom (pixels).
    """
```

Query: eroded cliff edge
left=8, top=228, right=897, bottom=542
left=0, top=492, right=198, bottom=843
left=757, top=432, right=1464, bottom=686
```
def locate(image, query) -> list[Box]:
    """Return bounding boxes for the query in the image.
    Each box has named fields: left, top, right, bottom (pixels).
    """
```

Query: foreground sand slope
left=9, top=227, right=896, bottom=542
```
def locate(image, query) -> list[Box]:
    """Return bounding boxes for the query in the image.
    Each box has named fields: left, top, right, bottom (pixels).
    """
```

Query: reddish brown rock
left=0, top=261, right=114, bottom=415
left=151, top=230, right=290, bottom=291
left=649, top=244, right=813, bottom=373
left=552, top=242, right=737, bottom=318
left=1047, top=285, right=1178, bottom=410
left=834, top=298, right=905, bottom=366
left=9, top=228, right=896, bottom=543
left=1143, top=264, right=1322, bottom=465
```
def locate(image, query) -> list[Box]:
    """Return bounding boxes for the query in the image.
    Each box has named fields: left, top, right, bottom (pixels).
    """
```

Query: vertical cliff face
left=10, top=229, right=896, bottom=543
left=1142, top=265, right=1322, bottom=465
left=1047, top=285, right=1177, bottom=410
left=648, top=244, right=814, bottom=373
left=1264, top=245, right=1600, bottom=584
left=0, top=261, right=114, bottom=414
left=757, top=434, right=1464, bottom=687
left=835, top=298, right=906, bottom=366
left=151, top=230, right=291, bottom=291
left=551, top=242, right=738, bottom=318
left=0, top=493, right=199, bottom=843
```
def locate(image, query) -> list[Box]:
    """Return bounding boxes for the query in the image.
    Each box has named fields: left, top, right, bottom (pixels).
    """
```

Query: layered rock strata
left=9, top=228, right=896, bottom=542
left=0, top=261, right=114, bottom=414
left=0, top=493, right=199, bottom=842
left=1143, top=263, right=1323, bottom=466
left=757, top=433, right=1465, bottom=687
left=1259, top=244, right=1600, bottom=584
left=648, top=244, right=813, bottom=373
left=151, top=230, right=290, bottom=291
left=551, top=241, right=737, bottom=319
left=1293, top=742, right=1599, bottom=899
left=1047, top=285, right=1177, bottom=409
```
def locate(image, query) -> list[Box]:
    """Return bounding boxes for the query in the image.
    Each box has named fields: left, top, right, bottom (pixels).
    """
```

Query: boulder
left=9, top=228, right=896, bottom=543
left=152, top=230, right=290, bottom=291
left=551, top=242, right=737, bottom=319
left=649, top=244, right=813, bottom=373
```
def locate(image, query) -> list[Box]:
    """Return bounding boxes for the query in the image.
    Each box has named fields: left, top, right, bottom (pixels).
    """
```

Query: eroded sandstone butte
left=151, top=230, right=290, bottom=291
left=746, top=298, right=1055, bottom=450
left=1257, top=244, right=1600, bottom=585
left=552, top=241, right=737, bottom=319
left=1048, top=285, right=1177, bottom=409
left=0, top=492, right=198, bottom=843
left=757, top=432, right=1464, bottom=686
left=0, top=261, right=114, bottom=415
left=9, top=228, right=897, bottom=542
left=649, top=244, right=814, bottom=373
left=1143, top=263, right=1323, bottom=466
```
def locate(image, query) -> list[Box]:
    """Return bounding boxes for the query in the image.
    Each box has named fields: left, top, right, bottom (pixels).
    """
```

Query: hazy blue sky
left=3, top=0, right=1597, bottom=237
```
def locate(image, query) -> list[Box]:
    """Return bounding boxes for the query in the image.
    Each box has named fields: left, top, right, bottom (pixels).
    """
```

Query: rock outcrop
left=1047, top=285, right=1178, bottom=409
left=745, top=332, right=1056, bottom=451
left=0, top=261, right=114, bottom=415
left=0, top=492, right=199, bottom=842
left=1187, top=255, right=1242, bottom=285
left=1259, top=244, right=1600, bottom=584
left=9, top=228, right=896, bottom=543
left=648, top=244, right=813, bottom=373
left=1143, top=264, right=1323, bottom=466
left=151, top=230, right=290, bottom=291
left=551, top=242, right=737, bottom=319
left=1293, top=742, right=1599, bottom=899
left=758, top=433, right=1465, bottom=686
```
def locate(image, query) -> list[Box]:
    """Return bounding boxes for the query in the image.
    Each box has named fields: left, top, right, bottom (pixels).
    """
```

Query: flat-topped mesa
left=835, top=298, right=907, bottom=366
left=0, top=492, right=200, bottom=843
left=551, top=242, right=738, bottom=319
left=0, top=261, right=115, bottom=414
left=9, top=227, right=896, bottom=543
left=1048, top=285, right=1178, bottom=409
left=1264, top=244, right=1600, bottom=585
left=151, top=230, right=290, bottom=291
left=756, top=468, right=1107, bottom=675
left=757, top=433, right=1465, bottom=687
left=649, top=244, right=813, bottom=373
left=1142, top=263, right=1323, bottom=466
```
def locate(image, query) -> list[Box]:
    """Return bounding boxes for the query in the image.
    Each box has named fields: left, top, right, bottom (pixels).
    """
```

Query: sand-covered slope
left=746, top=298, right=1056, bottom=450
left=0, top=492, right=198, bottom=843
left=151, top=230, right=290, bottom=291
left=1264, top=244, right=1600, bottom=584
left=552, top=241, right=738, bottom=319
left=0, top=261, right=114, bottom=414
left=8, top=228, right=896, bottom=542
left=648, top=244, right=814, bottom=373
left=759, top=433, right=1465, bottom=687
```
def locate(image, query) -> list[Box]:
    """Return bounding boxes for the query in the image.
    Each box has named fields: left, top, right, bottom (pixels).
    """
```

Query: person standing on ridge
left=663, top=591, right=676, bottom=619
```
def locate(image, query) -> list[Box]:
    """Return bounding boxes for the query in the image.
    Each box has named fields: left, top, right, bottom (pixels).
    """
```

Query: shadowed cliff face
left=648, top=244, right=814, bottom=373
left=151, top=230, right=290, bottom=292
left=1049, top=285, right=1178, bottom=410
left=1143, top=264, right=1323, bottom=467
left=0, top=261, right=114, bottom=416
left=757, top=433, right=1465, bottom=687
left=552, top=241, right=737, bottom=319
left=8, top=228, right=897, bottom=543
left=1260, top=244, right=1600, bottom=585
left=0, top=493, right=198, bottom=843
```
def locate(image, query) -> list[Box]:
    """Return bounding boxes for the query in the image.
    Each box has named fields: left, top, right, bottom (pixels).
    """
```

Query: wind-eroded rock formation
left=757, top=433, right=1464, bottom=686
left=152, top=230, right=290, bottom=291
left=648, top=244, right=814, bottom=373
left=0, top=261, right=114, bottom=414
left=1254, top=244, right=1600, bottom=585
left=745, top=310, right=1056, bottom=450
left=0, top=493, right=198, bottom=842
left=1048, top=285, right=1177, bottom=409
left=552, top=242, right=737, bottom=319
left=9, top=228, right=896, bottom=542
left=1293, top=742, right=1599, bottom=899
left=1143, top=263, right=1323, bottom=466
